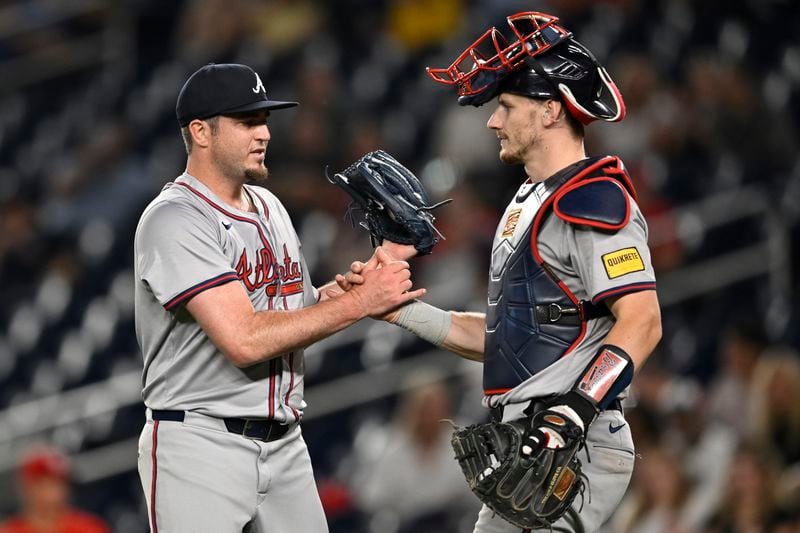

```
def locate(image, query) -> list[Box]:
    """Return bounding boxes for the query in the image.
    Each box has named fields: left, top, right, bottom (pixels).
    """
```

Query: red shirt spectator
left=0, top=447, right=109, bottom=533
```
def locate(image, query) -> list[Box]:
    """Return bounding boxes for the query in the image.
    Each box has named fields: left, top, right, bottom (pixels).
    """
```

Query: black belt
left=534, top=300, right=611, bottom=326
left=152, top=410, right=291, bottom=442
left=490, top=398, right=622, bottom=422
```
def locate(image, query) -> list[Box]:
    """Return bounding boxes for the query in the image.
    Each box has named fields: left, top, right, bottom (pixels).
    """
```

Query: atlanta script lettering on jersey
left=235, top=243, right=303, bottom=296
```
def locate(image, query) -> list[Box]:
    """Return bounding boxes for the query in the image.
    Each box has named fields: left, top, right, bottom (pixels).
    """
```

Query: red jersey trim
left=164, top=272, right=239, bottom=310
left=268, top=359, right=277, bottom=418
left=591, top=282, right=657, bottom=305
left=484, top=387, right=513, bottom=395
left=174, top=182, right=271, bottom=242
left=247, top=187, right=271, bottom=221
left=150, top=420, right=160, bottom=533
left=284, top=352, right=300, bottom=422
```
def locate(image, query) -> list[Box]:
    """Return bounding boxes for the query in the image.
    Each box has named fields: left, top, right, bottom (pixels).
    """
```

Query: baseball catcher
left=335, top=10, right=661, bottom=533
left=327, top=150, right=450, bottom=255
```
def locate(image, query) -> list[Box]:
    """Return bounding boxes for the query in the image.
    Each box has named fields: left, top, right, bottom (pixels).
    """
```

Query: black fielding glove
left=451, top=412, right=585, bottom=529
left=327, top=150, right=451, bottom=255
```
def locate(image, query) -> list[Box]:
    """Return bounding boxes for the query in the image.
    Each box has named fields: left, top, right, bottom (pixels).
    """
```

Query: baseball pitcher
left=134, top=63, right=425, bottom=533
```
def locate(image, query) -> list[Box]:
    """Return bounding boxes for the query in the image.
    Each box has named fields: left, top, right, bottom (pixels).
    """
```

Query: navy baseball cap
left=176, top=63, right=298, bottom=127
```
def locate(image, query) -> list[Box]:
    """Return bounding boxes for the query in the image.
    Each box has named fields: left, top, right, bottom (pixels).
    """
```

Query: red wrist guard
left=574, top=344, right=634, bottom=410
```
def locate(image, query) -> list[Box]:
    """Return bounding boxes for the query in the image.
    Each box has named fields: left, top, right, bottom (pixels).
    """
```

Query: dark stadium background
left=0, top=0, right=798, bottom=531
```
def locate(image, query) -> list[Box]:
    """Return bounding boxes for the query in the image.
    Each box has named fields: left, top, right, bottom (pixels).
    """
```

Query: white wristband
left=548, top=404, right=585, bottom=433
left=394, top=301, right=452, bottom=346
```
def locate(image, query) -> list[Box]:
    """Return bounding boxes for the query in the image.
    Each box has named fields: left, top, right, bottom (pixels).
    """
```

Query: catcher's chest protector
left=483, top=156, right=636, bottom=394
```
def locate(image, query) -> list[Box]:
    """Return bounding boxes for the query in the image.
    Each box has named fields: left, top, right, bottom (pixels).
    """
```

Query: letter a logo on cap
left=252, top=72, right=266, bottom=94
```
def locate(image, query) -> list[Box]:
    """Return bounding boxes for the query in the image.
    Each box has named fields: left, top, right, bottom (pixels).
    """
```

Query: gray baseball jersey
left=484, top=161, right=656, bottom=408
left=135, top=173, right=329, bottom=532
left=134, top=172, right=317, bottom=421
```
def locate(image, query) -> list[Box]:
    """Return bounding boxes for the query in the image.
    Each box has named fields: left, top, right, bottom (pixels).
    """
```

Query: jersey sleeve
left=135, top=200, right=239, bottom=310
left=569, top=201, right=656, bottom=305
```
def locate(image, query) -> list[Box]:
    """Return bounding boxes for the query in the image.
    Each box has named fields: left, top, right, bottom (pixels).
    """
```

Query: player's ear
left=542, top=99, right=562, bottom=127
left=189, top=119, right=212, bottom=148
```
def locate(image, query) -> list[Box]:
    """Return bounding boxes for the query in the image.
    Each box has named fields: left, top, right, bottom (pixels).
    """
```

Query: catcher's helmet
left=427, top=12, right=625, bottom=124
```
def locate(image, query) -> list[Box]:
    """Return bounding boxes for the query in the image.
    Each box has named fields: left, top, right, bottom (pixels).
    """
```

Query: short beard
left=245, top=164, right=269, bottom=183
left=499, top=149, right=523, bottom=165
left=213, top=146, right=268, bottom=183
left=499, top=129, right=539, bottom=166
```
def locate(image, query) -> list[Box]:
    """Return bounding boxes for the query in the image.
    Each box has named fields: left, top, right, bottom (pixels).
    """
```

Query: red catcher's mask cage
left=426, top=11, right=572, bottom=97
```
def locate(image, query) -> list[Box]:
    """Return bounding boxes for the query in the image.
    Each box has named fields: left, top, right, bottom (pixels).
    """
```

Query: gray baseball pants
left=138, top=409, right=328, bottom=533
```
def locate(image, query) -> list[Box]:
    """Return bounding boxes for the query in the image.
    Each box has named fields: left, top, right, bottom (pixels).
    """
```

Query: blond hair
left=748, top=347, right=800, bottom=463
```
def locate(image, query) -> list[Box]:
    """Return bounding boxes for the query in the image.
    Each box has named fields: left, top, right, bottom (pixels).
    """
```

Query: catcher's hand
left=451, top=411, right=585, bottom=529
left=327, top=150, right=451, bottom=255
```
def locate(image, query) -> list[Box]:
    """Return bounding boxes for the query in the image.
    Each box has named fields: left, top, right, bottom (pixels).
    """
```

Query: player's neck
left=523, top=135, right=586, bottom=183
left=185, top=158, right=250, bottom=211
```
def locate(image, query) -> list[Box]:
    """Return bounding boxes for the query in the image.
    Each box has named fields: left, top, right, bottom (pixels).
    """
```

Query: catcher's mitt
left=451, top=411, right=585, bottom=529
left=327, top=150, right=451, bottom=255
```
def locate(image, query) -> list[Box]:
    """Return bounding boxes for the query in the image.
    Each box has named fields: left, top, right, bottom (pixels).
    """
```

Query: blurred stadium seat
left=0, top=0, right=798, bottom=531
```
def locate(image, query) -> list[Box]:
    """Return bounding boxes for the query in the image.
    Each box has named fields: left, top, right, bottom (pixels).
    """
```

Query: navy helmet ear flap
left=489, top=40, right=626, bottom=124
left=543, top=40, right=625, bottom=124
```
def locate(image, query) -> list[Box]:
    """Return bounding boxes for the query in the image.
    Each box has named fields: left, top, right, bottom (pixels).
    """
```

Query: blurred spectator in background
left=410, top=185, right=494, bottom=312
left=41, top=121, right=148, bottom=235
left=665, top=397, right=737, bottom=530
left=0, top=199, right=45, bottom=308
left=349, top=371, right=479, bottom=533
left=705, top=445, right=780, bottom=533
left=628, top=365, right=739, bottom=530
left=174, top=0, right=249, bottom=65
left=706, top=318, right=767, bottom=440
left=747, top=347, right=800, bottom=467
left=0, top=447, right=108, bottom=533
left=249, top=0, right=322, bottom=58
left=387, top=0, right=464, bottom=53
left=766, top=507, right=800, bottom=533
left=613, top=445, right=692, bottom=533
left=587, top=53, right=685, bottom=273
